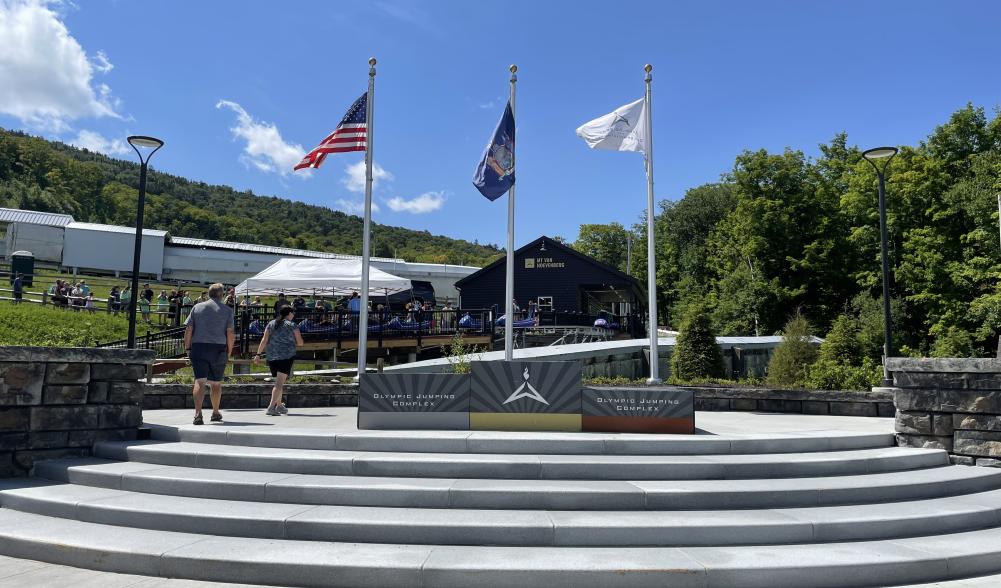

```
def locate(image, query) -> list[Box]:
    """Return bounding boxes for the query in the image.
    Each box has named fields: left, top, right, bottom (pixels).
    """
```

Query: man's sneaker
left=277, top=403, right=288, bottom=414
left=210, top=412, right=222, bottom=422
left=266, top=406, right=280, bottom=416
left=193, top=414, right=203, bottom=425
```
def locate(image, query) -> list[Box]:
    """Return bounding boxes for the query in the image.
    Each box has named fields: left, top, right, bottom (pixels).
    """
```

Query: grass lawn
left=0, top=302, right=128, bottom=346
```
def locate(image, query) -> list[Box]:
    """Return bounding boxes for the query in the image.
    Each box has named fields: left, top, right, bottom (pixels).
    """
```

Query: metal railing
left=235, top=306, right=495, bottom=354
left=96, top=326, right=187, bottom=357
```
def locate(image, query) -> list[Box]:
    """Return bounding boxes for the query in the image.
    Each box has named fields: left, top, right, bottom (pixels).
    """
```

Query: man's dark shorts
left=190, top=343, right=228, bottom=381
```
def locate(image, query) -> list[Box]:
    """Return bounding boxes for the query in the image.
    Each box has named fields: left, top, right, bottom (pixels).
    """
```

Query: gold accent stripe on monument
left=469, top=413, right=582, bottom=432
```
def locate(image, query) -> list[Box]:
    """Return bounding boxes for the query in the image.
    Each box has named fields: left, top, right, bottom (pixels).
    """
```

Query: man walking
left=183, top=283, right=234, bottom=425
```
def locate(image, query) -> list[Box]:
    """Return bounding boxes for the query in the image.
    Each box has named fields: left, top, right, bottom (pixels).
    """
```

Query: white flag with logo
left=575, top=98, right=647, bottom=155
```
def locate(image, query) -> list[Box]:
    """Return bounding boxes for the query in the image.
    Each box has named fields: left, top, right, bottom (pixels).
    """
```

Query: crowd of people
left=243, top=291, right=455, bottom=336
left=29, top=276, right=466, bottom=340
left=45, top=279, right=97, bottom=313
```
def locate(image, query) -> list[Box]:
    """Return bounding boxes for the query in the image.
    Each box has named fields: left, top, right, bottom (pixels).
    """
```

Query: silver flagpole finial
left=509, top=64, right=518, bottom=73
left=644, top=63, right=652, bottom=73
left=369, top=57, right=377, bottom=66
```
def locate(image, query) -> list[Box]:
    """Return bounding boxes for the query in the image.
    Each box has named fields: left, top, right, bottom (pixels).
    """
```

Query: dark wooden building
left=455, top=236, right=644, bottom=334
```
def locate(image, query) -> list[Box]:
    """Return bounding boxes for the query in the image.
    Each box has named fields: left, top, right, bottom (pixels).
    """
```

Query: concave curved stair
left=2, top=424, right=1001, bottom=587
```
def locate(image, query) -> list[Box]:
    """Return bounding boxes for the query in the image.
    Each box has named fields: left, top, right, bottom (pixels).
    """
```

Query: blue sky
left=1, top=1, right=1000, bottom=249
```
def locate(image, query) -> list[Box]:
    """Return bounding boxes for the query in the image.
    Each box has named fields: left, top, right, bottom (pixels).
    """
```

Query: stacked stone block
left=0, top=347, right=154, bottom=477
left=888, top=357, right=1001, bottom=466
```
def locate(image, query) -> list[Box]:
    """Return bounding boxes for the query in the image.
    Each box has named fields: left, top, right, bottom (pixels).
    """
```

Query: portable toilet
left=10, top=250, right=34, bottom=287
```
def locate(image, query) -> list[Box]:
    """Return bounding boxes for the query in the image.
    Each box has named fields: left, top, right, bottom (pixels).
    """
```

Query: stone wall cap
left=0, top=347, right=155, bottom=365
left=886, top=357, right=1001, bottom=373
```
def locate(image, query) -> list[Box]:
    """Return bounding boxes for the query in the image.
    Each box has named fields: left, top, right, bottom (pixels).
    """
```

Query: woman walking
left=253, top=305, right=303, bottom=416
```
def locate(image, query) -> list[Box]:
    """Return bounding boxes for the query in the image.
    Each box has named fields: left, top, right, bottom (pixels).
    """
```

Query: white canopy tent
left=234, top=258, right=412, bottom=297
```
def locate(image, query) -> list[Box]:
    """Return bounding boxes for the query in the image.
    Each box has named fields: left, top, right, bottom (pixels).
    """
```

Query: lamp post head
left=127, top=135, right=164, bottom=165
left=863, top=147, right=898, bottom=161
left=862, top=146, right=898, bottom=173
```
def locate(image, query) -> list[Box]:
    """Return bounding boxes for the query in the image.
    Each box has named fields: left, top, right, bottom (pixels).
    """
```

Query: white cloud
left=91, top=50, right=113, bottom=73
left=386, top=191, right=446, bottom=214
left=476, top=96, right=504, bottom=110
left=341, top=160, right=392, bottom=193
left=336, top=198, right=379, bottom=215
left=70, top=129, right=128, bottom=155
left=0, top=0, right=120, bottom=131
left=215, top=100, right=305, bottom=176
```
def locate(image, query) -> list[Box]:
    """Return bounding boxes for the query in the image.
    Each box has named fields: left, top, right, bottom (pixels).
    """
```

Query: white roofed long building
left=0, top=207, right=478, bottom=302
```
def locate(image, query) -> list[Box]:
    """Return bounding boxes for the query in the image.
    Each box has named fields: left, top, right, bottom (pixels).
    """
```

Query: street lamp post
left=862, top=146, right=899, bottom=387
left=126, top=136, right=164, bottom=349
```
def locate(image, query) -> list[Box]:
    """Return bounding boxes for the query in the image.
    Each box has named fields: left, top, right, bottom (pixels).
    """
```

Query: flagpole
left=644, top=63, right=661, bottom=384
left=504, top=64, right=517, bottom=362
left=357, top=57, right=376, bottom=381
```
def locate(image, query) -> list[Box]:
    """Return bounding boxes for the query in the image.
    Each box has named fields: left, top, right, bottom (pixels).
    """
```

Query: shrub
left=767, top=312, right=818, bottom=387
left=445, top=332, right=480, bottom=374
left=807, top=357, right=882, bottom=390
left=584, top=376, right=645, bottom=386
left=670, top=304, right=724, bottom=382
left=818, top=314, right=863, bottom=365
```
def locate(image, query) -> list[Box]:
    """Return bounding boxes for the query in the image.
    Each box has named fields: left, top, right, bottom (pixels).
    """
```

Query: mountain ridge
left=0, top=128, right=503, bottom=266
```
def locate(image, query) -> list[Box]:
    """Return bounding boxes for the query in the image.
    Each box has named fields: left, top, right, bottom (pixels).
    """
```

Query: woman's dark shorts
left=190, top=343, right=228, bottom=381
left=268, top=357, right=295, bottom=377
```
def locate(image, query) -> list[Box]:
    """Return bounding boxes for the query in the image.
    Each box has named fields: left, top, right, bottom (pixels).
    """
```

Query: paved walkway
left=142, top=406, right=895, bottom=436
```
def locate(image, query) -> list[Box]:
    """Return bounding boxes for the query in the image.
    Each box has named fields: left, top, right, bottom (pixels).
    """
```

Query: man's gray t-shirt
left=185, top=300, right=235, bottom=345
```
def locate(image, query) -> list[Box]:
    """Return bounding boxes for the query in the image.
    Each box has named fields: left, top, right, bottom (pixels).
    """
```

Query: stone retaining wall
left=0, top=347, right=154, bottom=477
left=144, top=383, right=359, bottom=411
left=689, top=386, right=894, bottom=416
left=888, top=357, right=1001, bottom=466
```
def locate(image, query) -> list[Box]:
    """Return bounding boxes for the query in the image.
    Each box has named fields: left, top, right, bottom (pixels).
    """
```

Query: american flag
left=293, top=92, right=368, bottom=171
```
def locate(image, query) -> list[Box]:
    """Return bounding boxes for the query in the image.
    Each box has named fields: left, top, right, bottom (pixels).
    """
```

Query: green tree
left=817, top=314, right=863, bottom=365
left=767, top=313, right=818, bottom=387
left=670, top=304, right=725, bottom=382
left=573, top=222, right=630, bottom=271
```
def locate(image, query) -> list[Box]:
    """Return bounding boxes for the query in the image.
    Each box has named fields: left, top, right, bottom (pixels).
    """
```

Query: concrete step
left=33, top=458, right=1001, bottom=510
left=4, top=482, right=1001, bottom=547
left=4, top=508, right=1001, bottom=587
left=149, top=423, right=894, bottom=455
left=91, top=440, right=948, bottom=480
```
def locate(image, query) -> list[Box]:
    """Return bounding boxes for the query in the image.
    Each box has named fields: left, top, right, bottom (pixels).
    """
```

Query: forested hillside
left=572, top=104, right=1001, bottom=359
left=0, top=129, right=503, bottom=266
